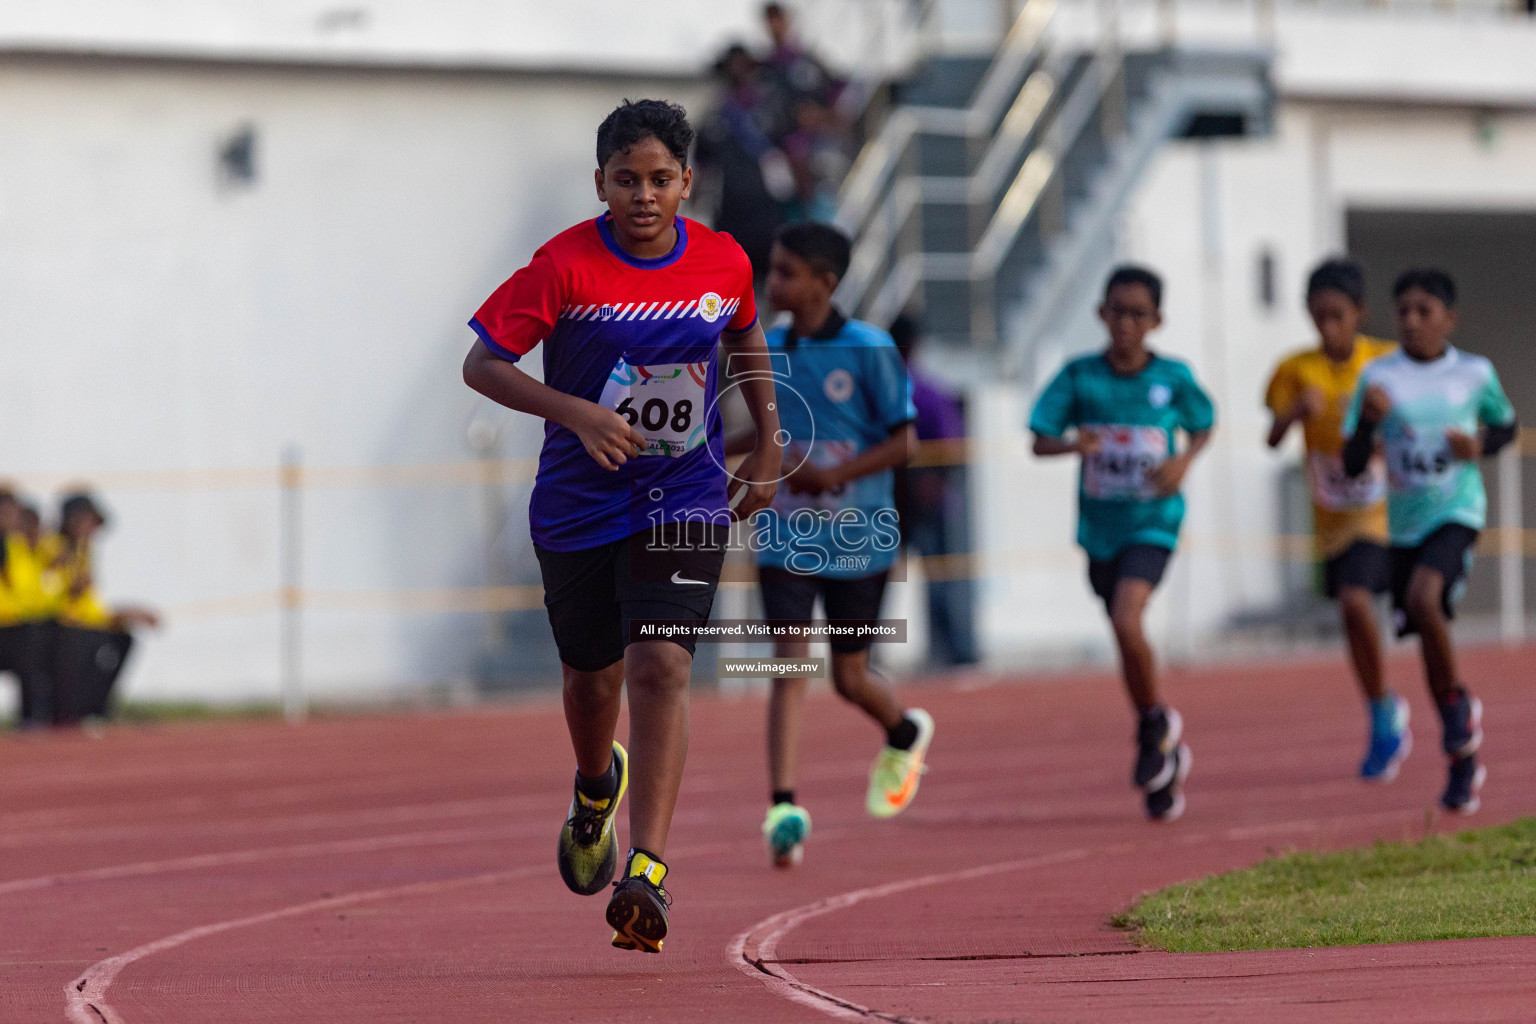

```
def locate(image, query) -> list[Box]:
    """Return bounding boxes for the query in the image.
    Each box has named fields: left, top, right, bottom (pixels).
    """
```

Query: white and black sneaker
left=1133, top=706, right=1184, bottom=792
left=1441, top=755, right=1486, bottom=815
left=1145, top=744, right=1191, bottom=823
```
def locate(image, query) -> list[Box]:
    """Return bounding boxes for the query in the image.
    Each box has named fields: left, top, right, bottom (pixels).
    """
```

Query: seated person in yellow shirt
left=1265, top=258, right=1404, bottom=781
left=0, top=489, right=58, bottom=729
left=49, top=492, right=159, bottom=725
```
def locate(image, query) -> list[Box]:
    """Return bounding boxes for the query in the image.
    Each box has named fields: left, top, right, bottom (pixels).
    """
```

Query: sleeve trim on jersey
left=469, top=317, right=522, bottom=364
left=723, top=313, right=759, bottom=334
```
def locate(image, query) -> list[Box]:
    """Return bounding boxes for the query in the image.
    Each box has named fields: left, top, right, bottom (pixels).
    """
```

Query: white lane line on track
left=1, top=794, right=539, bottom=851
left=727, top=848, right=1093, bottom=1022
left=0, top=825, right=515, bottom=897
left=725, top=802, right=1455, bottom=1021
left=60, top=836, right=748, bottom=1024
left=65, top=866, right=538, bottom=1024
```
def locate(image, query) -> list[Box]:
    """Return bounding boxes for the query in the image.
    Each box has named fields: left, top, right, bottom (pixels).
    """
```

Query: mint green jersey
left=1030, top=352, right=1216, bottom=560
left=1342, top=347, right=1515, bottom=546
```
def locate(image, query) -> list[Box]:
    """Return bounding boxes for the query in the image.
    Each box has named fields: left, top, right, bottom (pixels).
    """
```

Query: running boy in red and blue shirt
left=1029, top=265, right=1215, bottom=822
left=463, top=99, right=781, bottom=952
left=728, top=223, right=932, bottom=869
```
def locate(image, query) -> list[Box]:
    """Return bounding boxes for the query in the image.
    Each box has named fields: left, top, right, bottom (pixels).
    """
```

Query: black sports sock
left=772, top=789, right=796, bottom=807
left=886, top=715, right=919, bottom=751
left=575, top=758, right=619, bottom=801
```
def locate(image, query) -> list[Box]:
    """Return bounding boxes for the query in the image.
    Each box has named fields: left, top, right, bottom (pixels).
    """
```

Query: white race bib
left=1387, top=432, right=1455, bottom=492
left=1082, top=425, right=1168, bottom=501
left=774, top=440, right=856, bottom=512
left=1307, top=452, right=1386, bottom=511
left=599, top=358, right=709, bottom=458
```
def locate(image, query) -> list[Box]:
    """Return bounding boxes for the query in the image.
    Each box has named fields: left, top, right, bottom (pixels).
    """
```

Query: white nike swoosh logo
left=670, top=571, right=708, bottom=586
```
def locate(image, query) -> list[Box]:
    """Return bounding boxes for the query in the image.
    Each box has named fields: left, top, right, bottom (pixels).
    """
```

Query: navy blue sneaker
left=1133, top=706, right=1183, bottom=792
left=1438, top=689, right=1483, bottom=758
left=1360, top=693, right=1411, bottom=782
left=1441, top=755, right=1486, bottom=815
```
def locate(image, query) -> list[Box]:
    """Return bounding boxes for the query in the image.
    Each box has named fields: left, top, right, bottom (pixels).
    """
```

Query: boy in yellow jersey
left=0, top=490, right=58, bottom=728
left=1265, top=259, right=1404, bottom=780
left=48, top=492, right=159, bottom=725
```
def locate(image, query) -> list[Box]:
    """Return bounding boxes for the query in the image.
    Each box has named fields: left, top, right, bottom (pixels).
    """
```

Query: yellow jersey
left=45, top=534, right=115, bottom=628
left=1264, top=336, right=1395, bottom=558
left=0, top=533, right=62, bottom=624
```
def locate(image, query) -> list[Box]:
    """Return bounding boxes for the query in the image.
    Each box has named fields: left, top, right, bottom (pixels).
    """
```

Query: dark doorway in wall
left=1347, top=208, right=1536, bottom=619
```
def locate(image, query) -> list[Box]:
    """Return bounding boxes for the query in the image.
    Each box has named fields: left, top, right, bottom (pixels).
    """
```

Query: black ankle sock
left=772, top=789, right=796, bottom=807
left=575, top=759, right=619, bottom=801
left=886, top=715, right=919, bottom=751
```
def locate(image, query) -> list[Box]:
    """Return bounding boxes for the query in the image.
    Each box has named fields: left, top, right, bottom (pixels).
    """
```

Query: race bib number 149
left=599, top=358, right=709, bottom=458
left=1082, top=425, right=1169, bottom=501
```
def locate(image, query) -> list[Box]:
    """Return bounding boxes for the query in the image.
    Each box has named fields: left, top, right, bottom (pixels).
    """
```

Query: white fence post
left=1498, top=441, right=1523, bottom=645
left=280, top=445, right=307, bottom=721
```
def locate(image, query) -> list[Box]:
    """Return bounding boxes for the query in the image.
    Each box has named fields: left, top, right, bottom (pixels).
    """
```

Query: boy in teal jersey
left=728, top=223, right=933, bottom=868
left=1342, top=268, right=1517, bottom=815
left=1030, top=265, right=1215, bottom=822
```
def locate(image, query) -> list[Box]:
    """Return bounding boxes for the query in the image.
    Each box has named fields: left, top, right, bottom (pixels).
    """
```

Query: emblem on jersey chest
left=597, top=304, right=617, bottom=320
left=1147, top=383, right=1171, bottom=408
left=824, top=368, right=855, bottom=402
left=699, top=292, right=724, bottom=322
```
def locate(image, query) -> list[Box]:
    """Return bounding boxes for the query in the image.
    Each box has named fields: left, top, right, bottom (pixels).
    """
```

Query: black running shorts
left=534, top=520, right=727, bottom=672
left=1323, top=540, right=1391, bottom=599
left=757, top=566, right=889, bottom=654
left=1087, top=544, right=1172, bottom=611
left=1390, top=522, right=1478, bottom=638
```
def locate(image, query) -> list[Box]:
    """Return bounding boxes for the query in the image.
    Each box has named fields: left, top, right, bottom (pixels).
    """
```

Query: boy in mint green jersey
left=1342, top=267, right=1517, bottom=815
left=1030, top=265, right=1215, bottom=822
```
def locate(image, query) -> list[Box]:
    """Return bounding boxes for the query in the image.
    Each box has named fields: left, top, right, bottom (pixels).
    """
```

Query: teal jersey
left=753, top=314, right=916, bottom=579
left=1029, top=352, right=1216, bottom=560
left=1343, top=347, right=1515, bottom=546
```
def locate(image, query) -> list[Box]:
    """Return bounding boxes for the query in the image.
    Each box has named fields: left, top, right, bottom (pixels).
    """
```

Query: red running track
left=3, top=645, right=1535, bottom=1023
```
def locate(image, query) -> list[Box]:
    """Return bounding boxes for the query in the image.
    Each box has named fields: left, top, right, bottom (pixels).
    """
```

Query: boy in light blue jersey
left=1030, top=265, right=1215, bottom=822
left=728, top=223, right=933, bottom=868
left=1342, top=268, right=1517, bottom=815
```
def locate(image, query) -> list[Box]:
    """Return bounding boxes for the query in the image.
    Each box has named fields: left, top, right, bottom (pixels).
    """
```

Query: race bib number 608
left=599, top=357, right=710, bottom=458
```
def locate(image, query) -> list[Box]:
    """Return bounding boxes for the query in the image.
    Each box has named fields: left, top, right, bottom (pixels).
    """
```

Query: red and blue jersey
left=471, top=215, right=757, bottom=551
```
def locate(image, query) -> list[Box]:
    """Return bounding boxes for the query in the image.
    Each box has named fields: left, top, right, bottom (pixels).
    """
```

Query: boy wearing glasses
left=1030, top=265, right=1216, bottom=821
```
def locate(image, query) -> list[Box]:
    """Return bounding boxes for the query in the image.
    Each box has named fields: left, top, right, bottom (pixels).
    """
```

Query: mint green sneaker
left=761, top=802, right=812, bottom=867
left=866, top=709, right=934, bottom=819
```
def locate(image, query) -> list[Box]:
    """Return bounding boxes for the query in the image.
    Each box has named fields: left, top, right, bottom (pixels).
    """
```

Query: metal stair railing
left=838, top=46, right=1072, bottom=320
left=1002, top=56, right=1272, bottom=374
left=834, top=0, right=1059, bottom=308
left=861, top=47, right=1126, bottom=332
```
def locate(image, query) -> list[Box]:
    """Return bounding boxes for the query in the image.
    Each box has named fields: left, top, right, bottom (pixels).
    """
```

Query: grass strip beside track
left=1115, top=816, right=1536, bottom=951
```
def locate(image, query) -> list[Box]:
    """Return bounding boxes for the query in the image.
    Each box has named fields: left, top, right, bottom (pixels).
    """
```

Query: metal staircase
left=835, top=0, right=1274, bottom=382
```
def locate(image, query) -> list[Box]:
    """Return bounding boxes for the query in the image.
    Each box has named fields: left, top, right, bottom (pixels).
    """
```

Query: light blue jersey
left=1030, top=352, right=1216, bottom=561
left=1343, top=346, right=1516, bottom=546
left=753, top=312, right=916, bottom=579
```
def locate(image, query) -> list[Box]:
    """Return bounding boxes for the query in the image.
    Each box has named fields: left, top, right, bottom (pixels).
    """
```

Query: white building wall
left=0, top=58, right=712, bottom=702
left=968, top=89, right=1536, bottom=667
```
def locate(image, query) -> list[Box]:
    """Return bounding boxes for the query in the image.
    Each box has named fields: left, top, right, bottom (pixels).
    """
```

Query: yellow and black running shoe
left=607, top=850, right=670, bottom=953
left=557, top=741, right=628, bottom=896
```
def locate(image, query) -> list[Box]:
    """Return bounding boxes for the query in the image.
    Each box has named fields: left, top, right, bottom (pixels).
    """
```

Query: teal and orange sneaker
left=762, top=802, right=812, bottom=867
left=607, top=849, right=671, bottom=953
left=866, top=709, right=935, bottom=819
left=556, top=741, right=628, bottom=896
